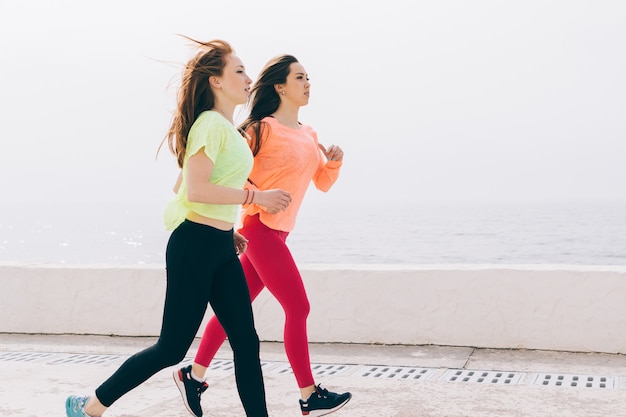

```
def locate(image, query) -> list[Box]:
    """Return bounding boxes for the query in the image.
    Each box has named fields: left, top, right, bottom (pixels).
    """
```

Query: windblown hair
left=164, top=37, right=234, bottom=168
left=239, top=54, right=299, bottom=156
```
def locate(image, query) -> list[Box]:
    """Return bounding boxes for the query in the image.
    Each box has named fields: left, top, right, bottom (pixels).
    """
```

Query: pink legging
left=195, top=214, right=315, bottom=388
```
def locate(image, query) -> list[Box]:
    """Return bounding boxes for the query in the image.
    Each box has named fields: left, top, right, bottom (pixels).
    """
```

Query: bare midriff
left=186, top=211, right=234, bottom=231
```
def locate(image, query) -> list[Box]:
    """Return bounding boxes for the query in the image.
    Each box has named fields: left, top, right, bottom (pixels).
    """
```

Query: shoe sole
left=64, top=396, right=72, bottom=416
left=64, top=396, right=74, bottom=417
left=173, top=369, right=200, bottom=417
left=302, top=393, right=352, bottom=417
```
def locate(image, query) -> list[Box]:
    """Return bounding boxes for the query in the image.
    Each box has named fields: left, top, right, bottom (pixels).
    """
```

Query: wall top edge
left=0, top=262, right=625, bottom=272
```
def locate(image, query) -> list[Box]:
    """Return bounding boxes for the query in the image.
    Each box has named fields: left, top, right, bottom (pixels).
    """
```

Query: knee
left=154, top=341, right=188, bottom=367
left=228, top=327, right=260, bottom=352
left=286, top=297, right=310, bottom=321
left=167, top=350, right=188, bottom=367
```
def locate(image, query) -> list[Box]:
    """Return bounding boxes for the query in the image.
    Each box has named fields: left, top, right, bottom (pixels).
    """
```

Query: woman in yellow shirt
left=174, top=55, right=351, bottom=417
left=65, top=38, right=290, bottom=417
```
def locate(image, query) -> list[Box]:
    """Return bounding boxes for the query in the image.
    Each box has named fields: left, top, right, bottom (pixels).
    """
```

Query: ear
left=274, top=84, right=284, bottom=95
left=209, top=76, right=221, bottom=89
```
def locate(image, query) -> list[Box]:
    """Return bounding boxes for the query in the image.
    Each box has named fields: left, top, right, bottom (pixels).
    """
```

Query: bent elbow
left=186, top=188, right=202, bottom=203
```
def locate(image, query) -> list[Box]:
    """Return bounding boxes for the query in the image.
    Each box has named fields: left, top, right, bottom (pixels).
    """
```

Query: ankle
left=84, top=396, right=106, bottom=417
left=300, top=384, right=316, bottom=400
left=191, top=363, right=207, bottom=382
left=190, top=369, right=204, bottom=382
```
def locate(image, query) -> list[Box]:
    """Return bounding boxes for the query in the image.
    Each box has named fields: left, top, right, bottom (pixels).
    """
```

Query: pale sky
left=1, top=0, right=625, bottom=208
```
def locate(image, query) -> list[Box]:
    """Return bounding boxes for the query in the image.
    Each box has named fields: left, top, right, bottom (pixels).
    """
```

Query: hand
left=233, top=231, right=248, bottom=255
left=318, top=143, right=343, bottom=162
left=254, top=189, right=291, bottom=214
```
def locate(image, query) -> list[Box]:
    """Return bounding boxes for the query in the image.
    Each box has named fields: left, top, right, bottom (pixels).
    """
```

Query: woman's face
left=281, top=62, right=310, bottom=107
left=217, top=53, right=253, bottom=105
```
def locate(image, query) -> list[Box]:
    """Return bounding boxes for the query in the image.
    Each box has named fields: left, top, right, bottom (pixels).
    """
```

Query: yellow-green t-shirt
left=164, top=111, right=253, bottom=230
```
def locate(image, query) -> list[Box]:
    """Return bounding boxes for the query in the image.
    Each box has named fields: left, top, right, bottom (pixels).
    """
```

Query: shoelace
left=196, top=382, right=208, bottom=396
left=184, top=369, right=209, bottom=397
left=71, top=397, right=87, bottom=412
left=315, top=385, right=329, bottom=398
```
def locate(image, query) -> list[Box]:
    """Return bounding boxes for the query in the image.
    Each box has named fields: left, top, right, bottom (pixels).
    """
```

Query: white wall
left=1, top=263, right=625, bottom=354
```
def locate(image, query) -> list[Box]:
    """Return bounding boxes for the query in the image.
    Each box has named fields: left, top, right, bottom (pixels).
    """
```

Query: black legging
left=95, top=219, right=268, bottom=417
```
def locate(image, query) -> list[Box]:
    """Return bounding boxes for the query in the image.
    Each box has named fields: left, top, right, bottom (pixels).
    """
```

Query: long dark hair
left=239, top=54, right=299, bottom=156
left=160, top=37, right=234, bottom=168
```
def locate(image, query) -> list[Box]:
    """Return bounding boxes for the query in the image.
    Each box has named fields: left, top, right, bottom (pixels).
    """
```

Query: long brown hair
left=160, top=37, right=234, bottom=168
left=239, top=54, right=299, bottom=156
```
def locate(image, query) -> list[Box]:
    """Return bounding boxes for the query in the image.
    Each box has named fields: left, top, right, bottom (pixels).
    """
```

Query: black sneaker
left=173, top=364, right=208, bottom=417
left=299, top=384, right=352, bottom=416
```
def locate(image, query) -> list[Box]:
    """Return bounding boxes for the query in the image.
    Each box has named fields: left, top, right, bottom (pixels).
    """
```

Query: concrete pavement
left=1, top=333, right=626, bottom=417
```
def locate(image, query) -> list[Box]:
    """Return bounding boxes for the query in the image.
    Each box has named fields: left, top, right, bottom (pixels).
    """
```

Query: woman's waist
left=241, top=207, right=299, bottom=232
left=186, top=211, right=234, bottom=231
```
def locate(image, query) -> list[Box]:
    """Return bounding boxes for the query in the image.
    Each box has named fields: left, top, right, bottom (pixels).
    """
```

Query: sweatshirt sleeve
left=311, top=130, right=342, bottom=192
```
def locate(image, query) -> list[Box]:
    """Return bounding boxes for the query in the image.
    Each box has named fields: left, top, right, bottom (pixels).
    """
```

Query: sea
left=1, top=200, right=625, bottom=266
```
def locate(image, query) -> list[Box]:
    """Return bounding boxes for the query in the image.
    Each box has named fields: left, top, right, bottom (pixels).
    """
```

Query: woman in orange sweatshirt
left=173, top=55, right=351, bottom=417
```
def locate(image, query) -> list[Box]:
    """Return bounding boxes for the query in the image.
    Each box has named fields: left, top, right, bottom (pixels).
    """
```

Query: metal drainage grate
left=356, top=365, right=439, bottom=381
left=203, top=358, right=235, bottom=372
left=441, top=369, right=525, bottom=385
left=184, top=358, right=286, bottom=374
left=0, top=351, right=620, bottom=390
left=264, top=362, right=354, bottom=378
left=192, top=358, right=355, bottom=378
left=532, top=373, right=615, bottom=389
left=49, top=354, right=127, bottom=365
left=0, top=351, right=126, bottom=366
left=0, top=351, right=61, bottom=363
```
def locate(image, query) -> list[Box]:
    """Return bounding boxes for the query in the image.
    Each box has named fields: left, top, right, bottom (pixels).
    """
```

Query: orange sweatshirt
left=241, top=117, right=342, bottom=232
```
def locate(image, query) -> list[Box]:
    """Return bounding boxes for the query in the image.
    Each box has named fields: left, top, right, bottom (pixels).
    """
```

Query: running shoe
left=173, top=364, right=209, bottom=417
left=65, top=395, right=89, bottom=417
left=299, top=384, right=352, bottom=416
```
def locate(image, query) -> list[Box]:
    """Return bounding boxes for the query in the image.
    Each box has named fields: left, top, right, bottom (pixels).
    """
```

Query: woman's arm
left=187, top=148, right=292, bottom=210
left=312, top=143, right=343, bottom=192
left=172, top=171, right=183, bottom=194
left=186, top=149, right=250, bottom=204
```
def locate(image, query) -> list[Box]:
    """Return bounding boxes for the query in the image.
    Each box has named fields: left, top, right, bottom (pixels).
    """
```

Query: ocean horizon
left=1, top=200, right=625, bottom=266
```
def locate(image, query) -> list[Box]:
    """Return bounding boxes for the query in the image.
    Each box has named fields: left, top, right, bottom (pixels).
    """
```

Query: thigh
left=159, top=262, right=210, bottom=351
left=160, top=223, right=215, bottom=349
left=240, top=252, right=266, bottom=300
left=208, top=255, right=256, bottom=339
left=242, top=217, right=309, bottom=308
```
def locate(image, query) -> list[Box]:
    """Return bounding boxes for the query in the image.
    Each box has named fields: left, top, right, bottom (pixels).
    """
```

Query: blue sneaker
left=65, top=395, right=90, bottom=417
left=299, top=384, right=351, bottom=416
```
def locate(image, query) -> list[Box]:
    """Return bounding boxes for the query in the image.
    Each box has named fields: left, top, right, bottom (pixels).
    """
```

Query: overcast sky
left=1, top=0, right=625, bottom=208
